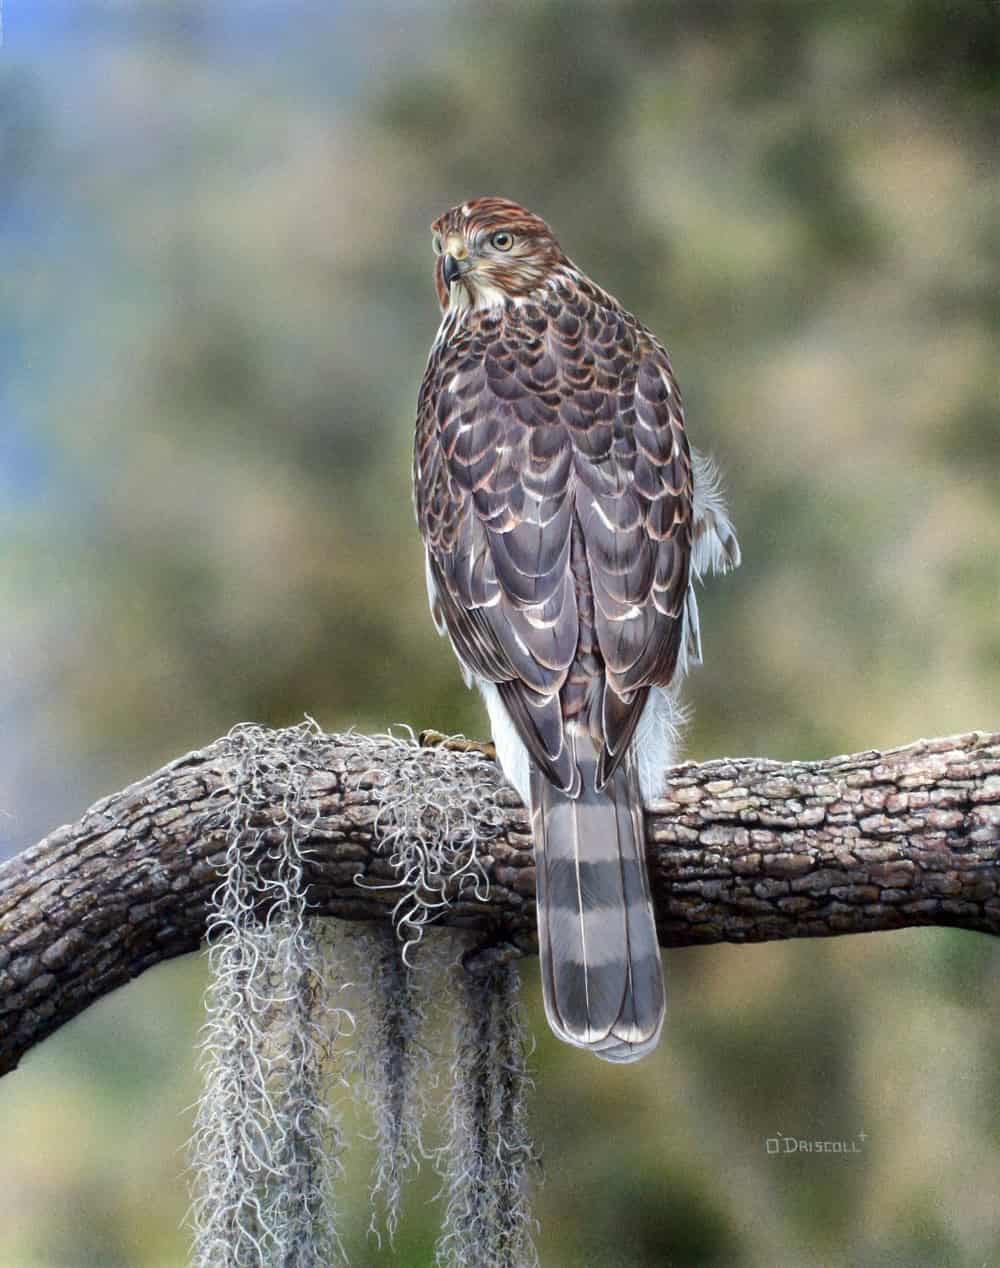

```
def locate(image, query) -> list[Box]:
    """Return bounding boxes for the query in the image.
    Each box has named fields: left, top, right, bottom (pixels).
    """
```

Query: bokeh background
left=1, top=1, right=998, bottom=1264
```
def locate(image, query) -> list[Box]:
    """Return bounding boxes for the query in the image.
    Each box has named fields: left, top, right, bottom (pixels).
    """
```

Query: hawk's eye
left=432, top=234, right=443, bottom=255
left=490, top=231, right=514, bottom=251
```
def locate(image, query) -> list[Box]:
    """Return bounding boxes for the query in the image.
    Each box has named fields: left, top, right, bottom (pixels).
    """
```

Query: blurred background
left=1, top=1, right=998, bottom=1264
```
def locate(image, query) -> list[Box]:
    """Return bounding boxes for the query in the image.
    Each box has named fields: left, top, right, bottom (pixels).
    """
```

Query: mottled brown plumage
left=415, top=197, right=738, bottom=1060
left=417, top=199, right=692, bottom=786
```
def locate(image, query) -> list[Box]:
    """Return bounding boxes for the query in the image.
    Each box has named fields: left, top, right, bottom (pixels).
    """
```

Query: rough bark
left=1, top=728, right=997, bottom=1078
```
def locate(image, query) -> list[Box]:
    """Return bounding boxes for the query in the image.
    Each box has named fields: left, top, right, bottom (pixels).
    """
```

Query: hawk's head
left=430, top=197, right=566, bottom=311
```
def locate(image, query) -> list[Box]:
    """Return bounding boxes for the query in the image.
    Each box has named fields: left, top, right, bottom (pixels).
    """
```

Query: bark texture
left=1, top=728, right=998, bottom=1077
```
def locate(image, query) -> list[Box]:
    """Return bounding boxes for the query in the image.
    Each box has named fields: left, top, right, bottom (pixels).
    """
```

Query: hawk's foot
left=418, top=729, right=497, bottom=760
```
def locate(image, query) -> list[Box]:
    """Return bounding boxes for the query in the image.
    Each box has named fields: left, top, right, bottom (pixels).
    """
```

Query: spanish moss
left=435, top=961, right=539, bottom=1268
left=188, top=722, right=350, bottom=1268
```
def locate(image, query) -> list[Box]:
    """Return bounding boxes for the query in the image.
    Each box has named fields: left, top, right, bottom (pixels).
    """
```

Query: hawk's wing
left=573, top=333, right=693, bottom=785
left=414, top=295, right=693, bottom=792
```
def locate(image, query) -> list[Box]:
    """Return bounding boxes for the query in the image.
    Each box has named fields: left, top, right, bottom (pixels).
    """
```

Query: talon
left=418, top=730, right=496, bottom=760
left=443, top=738, right=496, bottom=760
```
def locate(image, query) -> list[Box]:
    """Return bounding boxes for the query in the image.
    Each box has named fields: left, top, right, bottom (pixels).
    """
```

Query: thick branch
left=1, top=729, right=997, bottom=1077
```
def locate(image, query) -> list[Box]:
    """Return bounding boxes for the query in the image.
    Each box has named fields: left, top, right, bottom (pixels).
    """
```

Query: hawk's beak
left=442, top=254, right=465, bottom=287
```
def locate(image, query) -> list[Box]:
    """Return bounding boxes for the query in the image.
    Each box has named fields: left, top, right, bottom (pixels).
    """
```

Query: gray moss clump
left=188, top=722, right=350, bottom=1268
left=435, top=962, right=539, bottom=1268
left=342, top=924, right=435, bottom=1248
left=188, top=723, right=538, bottom=1268
left=351, top=728, right=508, bottom=959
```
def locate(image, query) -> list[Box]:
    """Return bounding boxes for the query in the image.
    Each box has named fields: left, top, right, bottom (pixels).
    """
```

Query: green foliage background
left=1, top=2, right=997, bottom=1264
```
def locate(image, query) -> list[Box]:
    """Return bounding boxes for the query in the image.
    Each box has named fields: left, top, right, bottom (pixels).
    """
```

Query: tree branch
left=1, top=728, right=997, bottom=1077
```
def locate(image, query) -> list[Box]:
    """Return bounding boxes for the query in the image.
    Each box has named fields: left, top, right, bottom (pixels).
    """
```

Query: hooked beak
left=442, top=254, right=466, bottom=287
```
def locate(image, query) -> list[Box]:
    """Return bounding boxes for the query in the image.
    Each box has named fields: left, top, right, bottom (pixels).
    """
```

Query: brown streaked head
left=430, top=196, right=567, bottom=310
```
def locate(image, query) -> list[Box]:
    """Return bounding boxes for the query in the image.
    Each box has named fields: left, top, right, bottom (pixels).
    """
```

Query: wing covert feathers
left=414, top=274, right=694, bottom=789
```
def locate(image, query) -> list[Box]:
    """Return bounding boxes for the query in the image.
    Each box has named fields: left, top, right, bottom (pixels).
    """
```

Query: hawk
left=414, top=197, right=739, bottom=1062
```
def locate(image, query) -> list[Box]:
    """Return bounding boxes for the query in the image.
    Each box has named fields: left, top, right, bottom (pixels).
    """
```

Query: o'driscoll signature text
left=765, top=1130, right=868, bottom=1156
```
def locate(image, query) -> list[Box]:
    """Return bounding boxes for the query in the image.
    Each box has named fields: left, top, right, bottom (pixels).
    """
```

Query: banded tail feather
left=530, top=728, right=665, bottom=1064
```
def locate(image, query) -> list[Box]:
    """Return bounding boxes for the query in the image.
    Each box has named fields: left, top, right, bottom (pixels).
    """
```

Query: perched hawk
left=414, top=197, right=739, bottom=1062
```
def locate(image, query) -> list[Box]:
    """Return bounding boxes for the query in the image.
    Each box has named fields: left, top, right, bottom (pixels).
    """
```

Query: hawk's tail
left=530, top=729, right=665, bottom=1063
